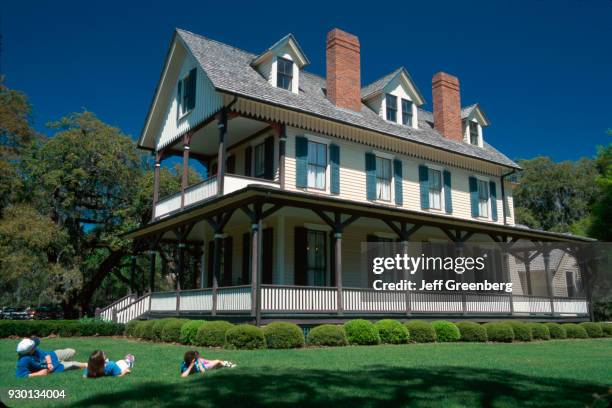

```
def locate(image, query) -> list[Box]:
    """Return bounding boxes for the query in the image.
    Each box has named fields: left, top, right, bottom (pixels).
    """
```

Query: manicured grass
left=1, top=337, right=611, bottom=407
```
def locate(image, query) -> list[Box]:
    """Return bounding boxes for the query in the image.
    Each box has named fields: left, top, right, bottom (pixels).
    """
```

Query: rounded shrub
left=504, top=321, right=532, bottom=342
left=306, top=324, right=348, bottom=347
left=195, top=321, right=234, bottom=347
left=483, top=322, right=514, bottom=342
left=139, top=320, right=157, bottom=340
left=344, top=319, right=380, bottom=345
left=160, top=319, right=186, bottom=343
left=456, top=322, right=487, bottom=342
left=225, top=324, right=265, bottom=349
left=374, top=319, right=409, bottom=344
left=544, top=323, right=566, bottom=339
left=125, top=320, right=140, bottom=337
left=180, top=320, right=206, bottom=344
left=404, top=321, right=436, bottom=343
left=57, top=321, right=82, bottom=337
left=151, top=319, right=170, bottom=341
left=431, top=320, right=460, bottom=342
left=563, top=323, right=588, bottom=339
left=263, top=322, right=304, bottom=349
left=579, top=322, right=603, bottom=338
left=528, top=323, right=550, bottom=340
left=600, top=322, right=612, bottom=337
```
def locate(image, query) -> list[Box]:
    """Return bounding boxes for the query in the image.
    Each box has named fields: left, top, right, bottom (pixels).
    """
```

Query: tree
left=513, top=156, right=598, bottom=233
left=588, top=141, right=612, bottom=241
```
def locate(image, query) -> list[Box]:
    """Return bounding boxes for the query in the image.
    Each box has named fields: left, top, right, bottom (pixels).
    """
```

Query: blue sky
left=2, top=0, right=611, bottom=162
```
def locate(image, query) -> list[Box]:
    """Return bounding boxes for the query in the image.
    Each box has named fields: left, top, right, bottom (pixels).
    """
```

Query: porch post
left=542, top=248, right=555, bottom=315
left=148, top=250, right=156, bottom=293
left=217, top=109, right=227, bottom=196
left=251, top=221, right=261, bottom=324
left=199, top=245, right=206, bottom=289
left=151, top=151, right=162, bottom=221
left=524, top=251, right=533, bottom=295
left=334, top=231, right=343, bottom=314
left=129, top=255, right=136, bottom=295
left=181, top=134, right=191, bottom=209
left=211, top=233, right=223, bottom=316
left=176, top=242, right=185, bottom=316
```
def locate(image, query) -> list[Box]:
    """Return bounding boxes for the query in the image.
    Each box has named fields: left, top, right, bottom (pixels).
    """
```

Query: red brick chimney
left=326, top=28, right=361, bottom=112
left=432, top=72, right=462, bottom=142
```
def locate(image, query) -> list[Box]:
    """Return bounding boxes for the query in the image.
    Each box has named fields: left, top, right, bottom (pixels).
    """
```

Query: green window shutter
left=489, top=181, right=498, bottom=221
left=187, top=68, right=197, bottom=110
left=365, top=152, right=376, bottom=201
left=264, top=136, right=274, bottom=180
left=295, top=136, right=308, bottom=188
left=469, top=176, right=479, bottom=218
left=419, top=165, right=429, bottom=209
left=244, top=146, right=252, bottom=176
left=443, top=170, right=452, bottom=214
left=330, top=144, right=340, bottom=194
left=393, top=159, right=403, bottom=206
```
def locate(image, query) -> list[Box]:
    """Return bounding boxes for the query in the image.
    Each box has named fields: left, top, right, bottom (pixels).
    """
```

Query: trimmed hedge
left=563, top=323, right=588, bottom=339
left=150, top=319, right=169, bottom=341
left=404, top=321, right=436, bottom=343
left=375, top=319, right=409, bottom=344
left=431, top=321, right=460, bottom=342
left=125, top=320, right=140, bottom=337
left=160, top=319, right=186, bottom=343
left=504, top=321, right=532, bottom=342
left=195, top=321, right=234, bottom=347
left=528, top=323, right=551, bottom=340
left=600, top=322, right=612, bottom=337
left=0, top=320, right=124, bottom=338
left=306, top=324, right=348, bottom=347
left=137, top=320, right=156, bottom=340
left=484, top=322, right=514, bottom=342
left=344, top=320, right=380, bottom=345
left=544, top=323, right=566, bottom=339
left=264, top=322, right=304, bottom=349
left=456, top=322, right=487, bottom=342
left=225, top=324, right=265, bottom=349
left=180, top=320, right=206, bottom=345
left=579, top=322, right=603, bottom=338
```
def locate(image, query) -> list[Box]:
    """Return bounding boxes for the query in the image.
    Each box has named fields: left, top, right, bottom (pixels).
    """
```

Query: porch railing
left=97, top=293, right=136, bottom=321
left=149, top=285, right=252, bottom=314
left=114, top=293, right=151, bottom=324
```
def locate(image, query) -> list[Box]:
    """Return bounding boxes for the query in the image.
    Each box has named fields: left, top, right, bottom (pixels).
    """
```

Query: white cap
left=16, top=338, right=35, bottom=354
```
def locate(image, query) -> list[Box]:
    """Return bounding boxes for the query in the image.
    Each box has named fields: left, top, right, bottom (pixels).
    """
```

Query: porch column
left=333, top=231, right=343, bottom=314
left=250, top=221, right=261, bottom=324
left=148, top=250, right=156, bottom=293
left=211, top=233, right=223, bottom=316
left=524, top=251, right=533, bottom=295
left=542, top=248, right=555, bottom=315
left=199, top=245, right=206, bottom=289
left=129, top=255, right=136, bottom=295
left=176, top=242, right=186, bottom=315
left=181, top=135, right=191, bottom=209
left=217, top=109, right=228, bottom=195
left=151, top=151, right=162, bottom=221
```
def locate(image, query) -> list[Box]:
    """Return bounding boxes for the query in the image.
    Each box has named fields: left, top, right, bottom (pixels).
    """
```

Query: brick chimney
left=432, top=72, right=462, bottom=142
left=326, top=28, right=361, bottom=112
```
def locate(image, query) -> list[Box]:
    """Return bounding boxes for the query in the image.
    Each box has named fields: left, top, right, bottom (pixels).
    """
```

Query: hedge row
left=0, top=319, right=125, bottom=338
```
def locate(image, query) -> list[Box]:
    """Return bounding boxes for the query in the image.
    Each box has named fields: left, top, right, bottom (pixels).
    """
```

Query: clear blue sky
left=3, top=0, right=611, bottom=162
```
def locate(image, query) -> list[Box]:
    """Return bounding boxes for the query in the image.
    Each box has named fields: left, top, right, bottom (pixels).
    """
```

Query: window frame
left=375, top=156, right=392, bottom=202
left=385, top=94, right=398, bottom=123
left=177, top=70, right=195, bottom=120
left=476, top=178, right=490, bottom=218
left=401, top=98, right=413, bottom=127
left=428, top=167, right=443, bottom=210
left=307, top=140, right=328, bottom=191
left=276, top=57, right=294, bottom=91
left=469, top=121, right=480, bottom=146
left=306, top=229, right=327, bottom=286
left=253, top=142, right=266, bottom=178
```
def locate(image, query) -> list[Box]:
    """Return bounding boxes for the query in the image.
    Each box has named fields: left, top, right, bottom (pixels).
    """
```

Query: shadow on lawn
left=71, top=365, right=610, bottom=408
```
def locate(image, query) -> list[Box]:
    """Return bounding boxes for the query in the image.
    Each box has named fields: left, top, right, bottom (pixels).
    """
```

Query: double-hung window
left=277, top=57, right=293, bottom=91
left=177, top=68, right=196, bottom=118
left=428, top=168, right=442, bottom=210
left=376, top=157, right=392, bottom=201
left=307, top=141, right=327, bottom=190
left=254, top=142, right=265, bottom=178
left=477, top=179, right=489, bottom=217
left=469, top=122, right=479, bottom=145
left=307, top=230, right=327, bottom=286
left=385, top=94, right=397, bottom=122
left=401, top=99, right=413, bottom=126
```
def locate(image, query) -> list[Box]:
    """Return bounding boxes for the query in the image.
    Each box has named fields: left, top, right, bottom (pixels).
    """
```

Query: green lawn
left=0, top=337, right=610, bottom=408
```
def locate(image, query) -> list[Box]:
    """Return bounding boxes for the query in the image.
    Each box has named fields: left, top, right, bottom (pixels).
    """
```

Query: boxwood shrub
left=0, top=320, right=124, bottom=338
left=374, top=319, right=409, bottom=344
left=456, top=321, right=487, bottom=342
left=195, top=321, right=234, bottom=347
left=600, top=322, right=612, bottom=337
left=484, top=322, right=514, bottom=342
left=225, top=324, right=265, bottom=349
left=544, top=323, right=566, bottom=339
left=344, top=319, right=380, bottom=345
left=263, top=322, right=304, bottom=349
left=431, top=320, right=460, bottom=342
left=579, top=322, right=603, bottom=338
left=504, top=321, right=532, bottom=342
left=150, top=319, right=170, bottom=341
left=404, top=321, right=436, bottom=343
left=306, top=324, right=348, bottom=347
left=160, top=319, right=186, bottom=343
left=139, top=320, right=157, bottom=340
left=125, top=320, right=140, bottom=337
left=528, top=323, right=551, bottom=340
left=180, top=320, right=206, bottom=344
left=563, top=323, right=588, bottom=339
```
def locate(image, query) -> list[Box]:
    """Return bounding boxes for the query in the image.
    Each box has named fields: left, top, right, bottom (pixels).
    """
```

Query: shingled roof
left=175, top=28, right=519, bottom=169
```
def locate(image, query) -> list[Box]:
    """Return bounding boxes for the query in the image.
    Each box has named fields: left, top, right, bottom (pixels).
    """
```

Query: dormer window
left=177, top=68, right=196, bottom=119
left=469, top=122, right=479, bottom=145
left=401, top=99, right=413, bottom=126
left=276, top=57, right=294, bottom=91
left=385, top=94, right=397, bottom=122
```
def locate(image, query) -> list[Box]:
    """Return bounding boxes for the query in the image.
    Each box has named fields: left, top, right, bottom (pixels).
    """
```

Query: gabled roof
left=360, top=67, right=426, bottom=106
left=251, top=33, right=309, bottom=67
left=461, top=103, right=490, bottom=126
left=154, top=29, right=519, bottom=169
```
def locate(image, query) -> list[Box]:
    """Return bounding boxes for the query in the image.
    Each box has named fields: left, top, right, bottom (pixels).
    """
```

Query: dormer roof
left=361, top=67, right=426, bottom=106
left=461, top=103, right=490, bottom=126
left=251, top=33, right=310, bottom=67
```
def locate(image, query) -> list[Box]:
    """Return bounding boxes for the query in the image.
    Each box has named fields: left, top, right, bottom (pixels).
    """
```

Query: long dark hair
left=87, top=350, right=106, bottom=378
left=183, top=350, right=199, bottom=374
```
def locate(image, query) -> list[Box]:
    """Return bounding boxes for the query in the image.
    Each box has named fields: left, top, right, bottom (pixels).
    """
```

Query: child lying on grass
left=83, top=350, right=135, bottom=378
left=180, top=350, right=236, bottom=377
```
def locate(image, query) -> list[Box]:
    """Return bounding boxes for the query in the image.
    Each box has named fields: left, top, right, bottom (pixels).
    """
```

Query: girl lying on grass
left=180, top=350, right=236, bottom=377
left=84, top=350, right=135, bottom=378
